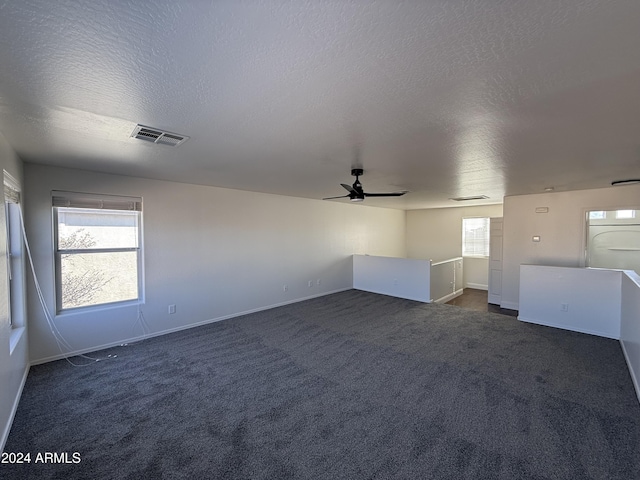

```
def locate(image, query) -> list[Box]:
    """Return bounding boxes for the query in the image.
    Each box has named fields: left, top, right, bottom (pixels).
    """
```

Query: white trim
left=353, top=287, right=431, bottom=303
left=517, top=316, right=619, bottom=340
left=0, top=364, right=29, bottom=453
left=465, top=283, right=488, bottom=291
left=433, top=288, right=463, bottom=304
left=30, top=288, right=351, bottom=365
left=621, top=340, right=640, bottom=405
left=431, top=256, right=463, bottom=267
left=9, top=326, right=25, bottom=355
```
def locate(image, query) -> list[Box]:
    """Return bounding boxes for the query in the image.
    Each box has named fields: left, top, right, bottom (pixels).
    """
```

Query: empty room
left=1, top=1, right=640, bottom=479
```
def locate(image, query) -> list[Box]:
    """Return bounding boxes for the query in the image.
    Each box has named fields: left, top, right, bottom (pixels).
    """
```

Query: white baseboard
left=517, top=316, right=619, bottom=340
left=433, top=288, right=464, bottom=304
left=30, top=288, right=352, bottom=366
left=353, top=287, right=431, bottom=303
left=465, top=283, right=488, bottom=291
left=621, top=339, right=640, bottom=406
left=0, top=364, right=29, bottom=453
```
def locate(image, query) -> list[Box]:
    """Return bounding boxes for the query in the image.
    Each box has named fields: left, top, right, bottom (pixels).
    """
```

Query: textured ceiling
left=1, top=0, right=640, bottom=209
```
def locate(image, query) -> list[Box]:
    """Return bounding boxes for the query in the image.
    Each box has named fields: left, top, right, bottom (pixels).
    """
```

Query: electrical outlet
left=317, top=279, right=321, bottom=286
left=168, top=304, right=176, bottom=314
left=561, top=303, right=569, bottom=312
left=308, top=280, right=313, bottom=288
left=283, top=285, right=288, bottom=292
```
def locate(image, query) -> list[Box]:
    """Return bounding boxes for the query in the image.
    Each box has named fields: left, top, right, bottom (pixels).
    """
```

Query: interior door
left=488, top=217, right=503, bottom=305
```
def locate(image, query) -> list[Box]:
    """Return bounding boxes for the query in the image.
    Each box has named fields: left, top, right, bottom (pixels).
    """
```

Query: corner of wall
left=0, top=131, right=27, bottom=453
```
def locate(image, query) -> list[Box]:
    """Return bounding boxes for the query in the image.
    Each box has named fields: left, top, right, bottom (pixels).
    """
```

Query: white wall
left=406, top=204, right=503, bottom=289
left=463, top=258, right=490, bottom=290
left=502, top=185, right=640, bottom=310
left=23, top=164, right=406, bottom=364
left=519, top=265, right=640, bottom=403
left=353, top=254, right=431, bottom=302
left=621, top=272, right=640, bottom=403
left=519, top=265, right=622, bottom=339
left=0, top=133, right=26, bottom=452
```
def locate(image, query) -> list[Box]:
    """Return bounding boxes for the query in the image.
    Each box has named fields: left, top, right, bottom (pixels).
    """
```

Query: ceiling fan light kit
left=323, top=169, right=408, bottom=203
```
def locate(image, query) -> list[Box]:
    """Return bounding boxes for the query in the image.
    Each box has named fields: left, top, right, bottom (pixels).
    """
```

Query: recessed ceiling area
left=1, top=0, right=640, bottom=209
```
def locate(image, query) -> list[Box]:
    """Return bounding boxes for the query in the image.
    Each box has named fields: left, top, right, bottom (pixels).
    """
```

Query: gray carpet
left=3, top=290, right=640, bottom=479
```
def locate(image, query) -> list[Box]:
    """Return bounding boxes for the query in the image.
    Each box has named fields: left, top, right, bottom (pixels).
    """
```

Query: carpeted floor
left=3, top=290, right=640, bottom=479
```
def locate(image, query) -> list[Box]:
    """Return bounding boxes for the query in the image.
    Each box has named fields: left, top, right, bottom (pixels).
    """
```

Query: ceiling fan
left=323, top=169, right=408, bottom=202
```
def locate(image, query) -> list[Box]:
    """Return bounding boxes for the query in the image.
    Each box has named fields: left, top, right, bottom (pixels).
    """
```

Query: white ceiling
left=1, top=1, right=640, bottom=209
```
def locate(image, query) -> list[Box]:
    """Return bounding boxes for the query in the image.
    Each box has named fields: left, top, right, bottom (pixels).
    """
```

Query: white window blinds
left=462, top=217, right=490, bottom=257
left=52, top=191, right=142, bottom=211
left=4, top=171, right=20, bottom=204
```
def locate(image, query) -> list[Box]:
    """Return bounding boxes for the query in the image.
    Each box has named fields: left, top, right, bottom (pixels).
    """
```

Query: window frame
left=5, top=202, right=21, bottom=327
left=584, top=207, right=640, bottom=271
left=462, top=217, right=490, bottom=258
left=4, top=171, right=24, bottom=330
left=53, top=193, right=144, bottom=314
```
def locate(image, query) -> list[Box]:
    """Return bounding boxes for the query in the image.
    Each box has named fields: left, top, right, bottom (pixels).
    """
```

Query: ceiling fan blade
left=341, top=183, right=357, bottom=194
left=322, top=194, right=351, bottom=200
left=363, top=191, right=408, bottom=197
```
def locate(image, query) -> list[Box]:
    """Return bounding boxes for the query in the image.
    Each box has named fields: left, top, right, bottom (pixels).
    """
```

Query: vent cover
left=449, top=195, right=489, bottom=201
left=131, top=125, right=189, bottom=147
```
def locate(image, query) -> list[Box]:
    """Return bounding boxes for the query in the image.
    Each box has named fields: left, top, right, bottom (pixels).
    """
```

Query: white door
left=488, top=217, right=503, bottom=305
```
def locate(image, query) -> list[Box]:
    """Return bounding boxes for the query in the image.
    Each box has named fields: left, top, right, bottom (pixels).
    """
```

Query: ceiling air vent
left=131, top=125, right=189, bottom=147
left=449, top=195, right=489, bottom=201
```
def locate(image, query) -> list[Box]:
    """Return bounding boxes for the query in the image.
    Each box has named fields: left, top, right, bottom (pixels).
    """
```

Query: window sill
left=10, top=326, right=26, bottom=355
left=56, top=299, right=143, bottom=318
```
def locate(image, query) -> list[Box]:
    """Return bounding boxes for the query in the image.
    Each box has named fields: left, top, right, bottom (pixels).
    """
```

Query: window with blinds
left=52, top=191, right=143, bottom=312
left=462, top=217, right=490, bottom=257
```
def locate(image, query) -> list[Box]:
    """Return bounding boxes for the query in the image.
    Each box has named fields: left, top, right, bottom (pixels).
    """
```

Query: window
left=53, top=192, right=143, bottom=312
left=615, top=209, right=635, bottom=219
left=586, top=208, right=640, bottom=274
left=4, top=171, right=24, bottom=329
left=462, top=217, right=490, bottom=257
left=589, top=211, right=605, bottom=220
